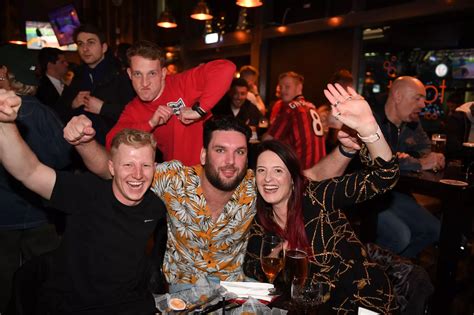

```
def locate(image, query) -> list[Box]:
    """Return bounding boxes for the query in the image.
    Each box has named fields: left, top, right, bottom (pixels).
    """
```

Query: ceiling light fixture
left=157, top=10, right=177, bottom=28
left=157, top=0, right=177, bottom=29
left=236, top=0, right=263, bottom=8
left=191, top=1, right=213, bottom=21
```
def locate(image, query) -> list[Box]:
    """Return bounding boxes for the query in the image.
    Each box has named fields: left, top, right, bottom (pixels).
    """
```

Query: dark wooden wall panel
left=266, top=28, right=354, bottom=106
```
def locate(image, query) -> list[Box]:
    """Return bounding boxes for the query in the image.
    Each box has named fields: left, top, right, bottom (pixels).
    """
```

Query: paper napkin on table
left=220, top=281, right=274, bottom=302
left=358, top=307, right=379, bottom=315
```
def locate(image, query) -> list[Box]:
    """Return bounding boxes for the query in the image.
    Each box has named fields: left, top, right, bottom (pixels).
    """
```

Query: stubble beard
left=204, top=158, right=247, bottom=192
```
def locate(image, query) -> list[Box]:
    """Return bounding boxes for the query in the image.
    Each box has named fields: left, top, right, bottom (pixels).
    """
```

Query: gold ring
left=332, top=100, right=341, bottom=107
left=345, top=96, right=352, bottom=102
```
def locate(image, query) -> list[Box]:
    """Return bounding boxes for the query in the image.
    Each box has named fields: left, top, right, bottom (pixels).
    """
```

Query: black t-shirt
left=44, top=171, right=166, bottom=312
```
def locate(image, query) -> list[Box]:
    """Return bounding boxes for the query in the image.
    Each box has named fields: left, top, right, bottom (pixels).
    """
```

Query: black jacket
left=36, top=75, right=61, bottom=112
left=212, top=96, right=262, bottom=128
left=57, top=54, right=135, bottom=144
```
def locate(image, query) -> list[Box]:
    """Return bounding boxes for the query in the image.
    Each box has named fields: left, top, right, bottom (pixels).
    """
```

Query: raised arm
left=178, top=59, right=236, bottom=124
left=304, top=83, right=390, bottom=181
left=63, top=115, right=112, bottom=179
left=0, top=91, right=55, bottom=199
left=303, top=129, right=358, bottom=181
left=323, top=83, right=392, bottom=162
left=184, top=59, right=236, bottom=113
left=305, top=84, right=398, bottom=211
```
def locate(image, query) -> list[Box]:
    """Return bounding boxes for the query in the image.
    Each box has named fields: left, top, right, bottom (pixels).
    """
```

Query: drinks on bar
left=431, top=133, right=447, bottom=154
left=285, top=249, right=309, bottom=285
left=261, top=256, right=284, bottom=283
left=260, top=235, right=284, bottom=283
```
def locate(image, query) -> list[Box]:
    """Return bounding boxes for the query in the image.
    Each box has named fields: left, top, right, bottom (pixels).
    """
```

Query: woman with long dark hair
left=243, top=84, right=399, bottom=314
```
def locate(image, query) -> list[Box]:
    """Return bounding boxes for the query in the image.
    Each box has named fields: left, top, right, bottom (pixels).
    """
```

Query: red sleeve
left=178, top=59, right=236, bottom=112
left=105, top=99, right=153, bottom=150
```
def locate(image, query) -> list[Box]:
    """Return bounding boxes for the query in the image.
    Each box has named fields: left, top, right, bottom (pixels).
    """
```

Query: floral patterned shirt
left=151, top=160, right=256, bottom=284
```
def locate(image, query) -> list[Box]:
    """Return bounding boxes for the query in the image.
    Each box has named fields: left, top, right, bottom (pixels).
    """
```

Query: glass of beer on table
left=260, top=235, right=285, bottom=283
left=431, top=133, right=447, bottom=154
left=284, top=248, right=309, bottom=285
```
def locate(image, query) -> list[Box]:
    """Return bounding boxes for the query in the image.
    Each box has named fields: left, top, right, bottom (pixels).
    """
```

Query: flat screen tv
left=25, top=21, right=77, bottom=51
left=48, top=4, right=81, bottom=46
left=451, top=49, right=474, bottom=79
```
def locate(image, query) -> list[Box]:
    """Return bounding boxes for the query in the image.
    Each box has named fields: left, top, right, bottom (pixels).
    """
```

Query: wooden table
left=396, top=164, right=473, bottom=314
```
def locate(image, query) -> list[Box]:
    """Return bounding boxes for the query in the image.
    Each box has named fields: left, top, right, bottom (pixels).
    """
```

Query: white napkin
left=220, top=281, right=274, bottom=302
left=358, top=307, right=379, bottom=315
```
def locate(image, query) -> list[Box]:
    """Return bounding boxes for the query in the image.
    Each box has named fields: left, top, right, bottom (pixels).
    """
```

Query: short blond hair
left=278, top=71, right=304, bottom=85
left=239, top=65, right=259, bottom=77
left=110, top=129, right=156, bottom=156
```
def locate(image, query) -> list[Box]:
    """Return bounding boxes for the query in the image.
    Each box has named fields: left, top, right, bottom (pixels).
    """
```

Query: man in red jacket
left=105, top=40, right=236, bottom=165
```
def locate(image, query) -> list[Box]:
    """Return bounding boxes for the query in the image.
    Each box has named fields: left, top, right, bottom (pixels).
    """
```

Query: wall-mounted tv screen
left=26, top=21, right=77, bottom=51
left=48, top=4, right=81, bottom=46
left=451, top=49, right=474, bottom=79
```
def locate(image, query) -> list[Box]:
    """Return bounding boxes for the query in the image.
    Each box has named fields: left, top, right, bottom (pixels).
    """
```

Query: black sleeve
left=148, top=217, right=168, bottom=294
left=48, top=172, right=97, bottom=214
left=100, top=72, right=135, bottom=122
left=305, top=147, right=399, bottom=213
left=56, top=76, right=82, bottom=123
left=243, top=220, right=268, bottom=283
left=17, top=97, right=72, bottom=170
left=303, top=196, right=399, bottom=313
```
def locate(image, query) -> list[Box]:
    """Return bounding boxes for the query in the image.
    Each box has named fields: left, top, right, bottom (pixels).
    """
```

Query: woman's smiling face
left=255, top=150, right=292, bottom=210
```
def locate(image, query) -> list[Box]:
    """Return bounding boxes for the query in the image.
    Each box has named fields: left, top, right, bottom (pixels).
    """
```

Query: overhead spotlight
left=157, top=10, right=177, bottom=28
left=191, top=1, right=213, bottom=21
left=236, top=0, right=263, bottom=8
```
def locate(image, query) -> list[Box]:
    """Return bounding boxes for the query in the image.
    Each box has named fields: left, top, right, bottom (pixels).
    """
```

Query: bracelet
left=338, top=144, right=357, bottom=158
left=357, top=126, right=381, bottom=143
left=192, top=103, right=207, bottom=117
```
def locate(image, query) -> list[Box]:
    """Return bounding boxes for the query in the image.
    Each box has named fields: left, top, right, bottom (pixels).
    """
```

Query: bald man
left=371, top=76, right=441, bottom=257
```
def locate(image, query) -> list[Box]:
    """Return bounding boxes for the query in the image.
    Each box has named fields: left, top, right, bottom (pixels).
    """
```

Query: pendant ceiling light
left=157, top=9, right=177, bottom=28
left=236, top=0, right=263, bottom=8
left=157, top=0, right=177, bottom=29
left=190, top=1, right=213, bottom=21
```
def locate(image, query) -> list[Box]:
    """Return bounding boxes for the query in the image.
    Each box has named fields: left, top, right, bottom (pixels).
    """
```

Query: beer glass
left=431, top=134, right=447, bottom=154
left=260, top=235, right=285, bottom=283
left=284, top=248, right=309, bottom=285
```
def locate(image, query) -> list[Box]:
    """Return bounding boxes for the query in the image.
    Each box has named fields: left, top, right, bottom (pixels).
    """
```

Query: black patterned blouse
left=243, top=148, right=400, bottom=314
